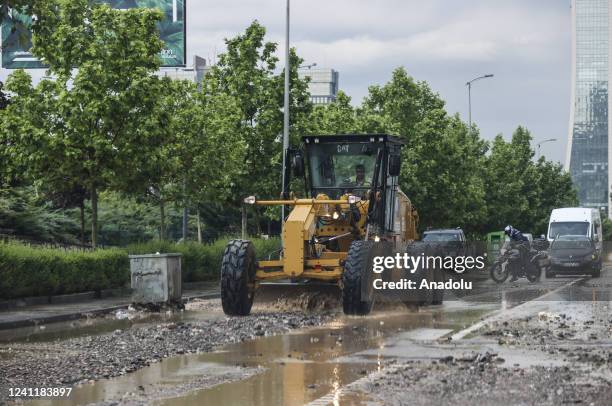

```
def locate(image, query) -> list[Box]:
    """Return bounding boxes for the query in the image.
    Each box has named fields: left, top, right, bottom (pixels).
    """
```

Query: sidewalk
left=0, top=282, right=220, bottom=330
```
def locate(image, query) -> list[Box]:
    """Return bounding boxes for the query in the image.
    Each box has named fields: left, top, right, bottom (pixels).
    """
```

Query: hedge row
left=0, top=237, right=281, bottom=299
left=0, top=243, right=129, bottom=299
left=126, top=238, right=281, bottom=282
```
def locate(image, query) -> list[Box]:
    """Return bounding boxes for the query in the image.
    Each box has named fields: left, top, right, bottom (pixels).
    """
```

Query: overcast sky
left=1, top=0, right=572, bottom=163
left=185, top=0, right=572, bottom=163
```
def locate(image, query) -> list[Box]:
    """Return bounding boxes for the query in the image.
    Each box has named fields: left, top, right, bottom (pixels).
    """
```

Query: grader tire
left=343, top=241, right=375, bottom=315
left=221, top=240, right=256, bottom=316
left=402, top=242, right=437, bottom=306
left=419, top=253, right=435, bottom=306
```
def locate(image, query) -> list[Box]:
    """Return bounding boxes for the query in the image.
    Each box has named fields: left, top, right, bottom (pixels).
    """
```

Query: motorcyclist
left=504, top=225, right=529, bottom=242
left=504, top=225, right=530, bottom=281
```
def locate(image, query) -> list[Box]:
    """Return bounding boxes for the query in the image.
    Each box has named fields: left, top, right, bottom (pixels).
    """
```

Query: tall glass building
left=567, top=0, right=610, bottom=215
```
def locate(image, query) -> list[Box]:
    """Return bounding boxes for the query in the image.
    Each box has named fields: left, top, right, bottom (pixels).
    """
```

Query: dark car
left=548, top=235, right=601, bottom=278
left=422, top=228, right=467, bottom=257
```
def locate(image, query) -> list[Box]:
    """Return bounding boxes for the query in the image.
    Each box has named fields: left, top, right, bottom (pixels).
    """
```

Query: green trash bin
left=486, top=231, right=506, bottom=264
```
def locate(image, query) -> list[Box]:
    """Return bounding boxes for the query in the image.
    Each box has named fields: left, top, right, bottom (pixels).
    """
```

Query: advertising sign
left=1, top=0, right=186, bottom=69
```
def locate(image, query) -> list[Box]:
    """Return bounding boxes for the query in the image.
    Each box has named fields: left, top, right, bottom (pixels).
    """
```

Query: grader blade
left=254, top=282, right=341, bottom=311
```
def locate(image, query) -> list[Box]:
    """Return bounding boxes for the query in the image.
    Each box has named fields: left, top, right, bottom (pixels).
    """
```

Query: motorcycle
left=489, top=240, right=546, bottom=283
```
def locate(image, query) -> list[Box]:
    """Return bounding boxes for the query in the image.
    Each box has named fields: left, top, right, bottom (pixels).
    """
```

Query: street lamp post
left=536, top=138, right=557, bottom=160
left=281, top=0, right=291, bottom=230
left=466, top=74, right=494, bottom=132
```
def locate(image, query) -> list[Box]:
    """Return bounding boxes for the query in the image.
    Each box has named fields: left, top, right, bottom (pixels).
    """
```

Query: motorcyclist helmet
left=504, top=225, right=513, bottom=236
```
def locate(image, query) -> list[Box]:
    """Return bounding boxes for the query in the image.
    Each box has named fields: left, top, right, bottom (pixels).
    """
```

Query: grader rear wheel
left=221, top=240, right=256, bottom=316
left=418, top=245, right=435, bottom=306
left=431, top=245, right=445, bottom=305
left=402, top=242, right=440, bottom=306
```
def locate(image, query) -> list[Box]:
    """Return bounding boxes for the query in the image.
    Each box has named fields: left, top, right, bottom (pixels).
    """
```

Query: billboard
left=1, top=0, right=186, bottom=69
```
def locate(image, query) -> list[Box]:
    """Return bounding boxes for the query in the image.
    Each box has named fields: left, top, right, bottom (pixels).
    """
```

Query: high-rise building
left=298, top=68, right=339, bottom=105
left=567, top=0, right=610, bottom=215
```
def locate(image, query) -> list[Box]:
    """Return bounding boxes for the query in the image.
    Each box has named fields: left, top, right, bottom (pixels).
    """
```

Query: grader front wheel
left=221, top=240, right=256, bottom=316
left=342, top=241, right=376, bottom=315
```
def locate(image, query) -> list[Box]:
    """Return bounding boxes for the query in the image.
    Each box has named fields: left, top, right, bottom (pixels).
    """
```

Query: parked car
left=548, top=235, right=601, bottom=278
left=422, top=228, right=467, bottom=257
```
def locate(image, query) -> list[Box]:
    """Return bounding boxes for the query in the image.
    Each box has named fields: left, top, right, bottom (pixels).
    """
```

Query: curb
left=0, top=282, right=218, bottom=311
left=0, top=287, right=133, bottom=311
left=0, top=291, right=220, bottom=331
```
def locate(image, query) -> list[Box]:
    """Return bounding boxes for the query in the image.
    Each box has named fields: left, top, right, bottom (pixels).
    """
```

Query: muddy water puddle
left=26, top=305, right=493, bottom=406
left=0, top=306, right=224, bottom=344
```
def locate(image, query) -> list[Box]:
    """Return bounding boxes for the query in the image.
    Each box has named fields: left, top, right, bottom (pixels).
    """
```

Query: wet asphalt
left=2, top=267, right=609, bottom=405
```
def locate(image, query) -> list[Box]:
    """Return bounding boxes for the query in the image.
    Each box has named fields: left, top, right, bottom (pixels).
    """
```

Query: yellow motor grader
left=221, top=134, right=442, bottom=316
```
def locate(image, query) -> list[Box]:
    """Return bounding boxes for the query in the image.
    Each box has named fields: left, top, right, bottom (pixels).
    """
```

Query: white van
left=547, top=207, right=602, bottom=252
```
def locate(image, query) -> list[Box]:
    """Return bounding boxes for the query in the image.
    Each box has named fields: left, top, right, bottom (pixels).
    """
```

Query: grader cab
left=220, top=134, right=436, bottom=316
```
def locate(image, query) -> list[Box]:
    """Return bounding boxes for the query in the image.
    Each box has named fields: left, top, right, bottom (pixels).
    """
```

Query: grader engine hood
left=283, top=202, right=316, bottom=277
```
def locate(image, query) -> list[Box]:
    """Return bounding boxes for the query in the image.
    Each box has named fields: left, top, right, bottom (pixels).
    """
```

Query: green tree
left=112, top=76, right=179, bottom=241
left=117, top=77, right=244, bottom=241
left=532, top=158, right=578, bottom=234
left=1, top=74, right=88, bottom=242
left=0, top=186, right=80, bottom=244
left=96, top=191, right=161, bottom=246
left=1, top=73, right=64, bottom=185
left=0, top=1, right=39, bottom=173
left=305, top=91, right=359, bottom=134
left=179, top=82, right=244, bottom=238
left=206, top=21, right=312, bottom=223
left=3, top=0, right=165, bottom=247
left=358, top=67, right=488, bottom=231
left=483, top=129, right=534, bottom=231
left=483, top=126, right=578, bottom=235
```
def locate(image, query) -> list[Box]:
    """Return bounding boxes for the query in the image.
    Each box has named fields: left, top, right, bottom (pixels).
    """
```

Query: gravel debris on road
left=350, top=357, right=611, bottom=406
left=0, top=299, right=337, bottom=404
left=346, top=301, right=612, bottom=405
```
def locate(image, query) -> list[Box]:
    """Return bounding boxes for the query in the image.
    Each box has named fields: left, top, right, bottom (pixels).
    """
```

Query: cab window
left=308, top=142, right=378, bottom=198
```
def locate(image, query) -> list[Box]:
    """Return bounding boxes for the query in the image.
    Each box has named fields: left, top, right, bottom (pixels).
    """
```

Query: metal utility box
left=129, top=253, right=182, bottom=304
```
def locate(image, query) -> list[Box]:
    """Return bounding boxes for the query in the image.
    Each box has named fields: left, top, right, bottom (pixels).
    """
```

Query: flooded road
left=8, top=272, right=602, bottom=406
left=26, top=305, right=494, bottom=406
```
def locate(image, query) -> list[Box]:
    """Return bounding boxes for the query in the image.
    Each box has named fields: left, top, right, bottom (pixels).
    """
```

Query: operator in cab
left=351, top=164, right=371, bottom=187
